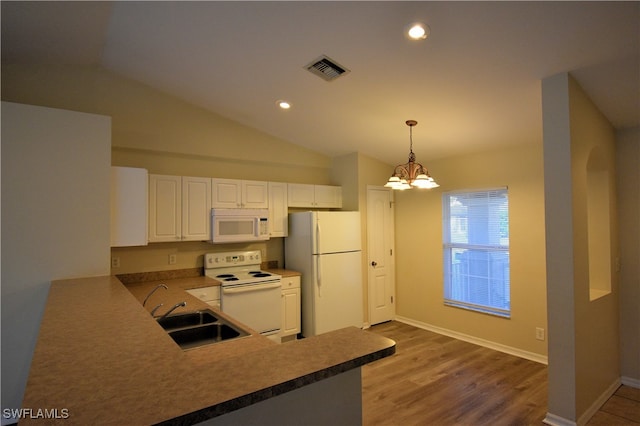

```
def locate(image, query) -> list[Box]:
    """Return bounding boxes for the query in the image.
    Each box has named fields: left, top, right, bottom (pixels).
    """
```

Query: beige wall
left=542, top=72, right=621, bottom=423
left=616, top=127, right=640, bottom=383
left=1, top=64, right=330, bottom=176
left=394, top=141, right=548, bottom=357
left=568, top=75, right=620, bottom=418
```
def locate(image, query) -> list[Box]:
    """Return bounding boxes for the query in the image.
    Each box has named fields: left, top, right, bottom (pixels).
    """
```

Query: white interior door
left=366, top=186, right=395, bottom=325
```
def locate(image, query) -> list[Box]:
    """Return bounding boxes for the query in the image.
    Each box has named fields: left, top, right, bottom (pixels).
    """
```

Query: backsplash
left=116, top=267, right=203, bottom=284
left=116, top=261, right=280, bottom=284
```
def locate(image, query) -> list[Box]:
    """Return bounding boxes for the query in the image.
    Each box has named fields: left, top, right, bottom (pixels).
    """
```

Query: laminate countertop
left=21, top=275, right=395, bottom=425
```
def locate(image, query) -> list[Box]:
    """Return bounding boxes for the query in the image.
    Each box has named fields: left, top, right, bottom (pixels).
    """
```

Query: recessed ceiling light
left=277, top=100, right=291, bottom=110
left=407, top=23, right=430, bottom=40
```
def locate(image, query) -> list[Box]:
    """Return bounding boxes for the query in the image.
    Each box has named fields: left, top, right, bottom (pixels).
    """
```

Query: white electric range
left=204, top=250, right=282, bottom=341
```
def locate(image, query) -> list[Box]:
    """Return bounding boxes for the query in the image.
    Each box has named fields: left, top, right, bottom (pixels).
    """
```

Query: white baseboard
left=395, top=316, right=548, bottom=365
left=577, top=377, right=621, bottom=425
left=622, top=376, right=640, bottom=388
left=543, top=412, right=576, bottom=426
left=543, top=376, right=627, bottom=426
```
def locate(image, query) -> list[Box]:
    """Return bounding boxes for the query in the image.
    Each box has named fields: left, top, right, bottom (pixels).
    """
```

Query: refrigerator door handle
left=315, top=220, right=321, bottom=254
left=316, top=254, right=321, bottom=297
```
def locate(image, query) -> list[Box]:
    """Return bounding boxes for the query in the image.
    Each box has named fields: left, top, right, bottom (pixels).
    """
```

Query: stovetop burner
left=250, top=273, right=271, bottom=277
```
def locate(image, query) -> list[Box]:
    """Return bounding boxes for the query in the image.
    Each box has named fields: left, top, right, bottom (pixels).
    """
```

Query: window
left=442, top=188, right=510, bottom=317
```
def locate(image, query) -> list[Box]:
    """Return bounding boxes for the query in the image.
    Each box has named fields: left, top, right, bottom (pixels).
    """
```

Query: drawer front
left=281, top=276, right=300, bottom=290
left=186, top=286, right=220, bottom=302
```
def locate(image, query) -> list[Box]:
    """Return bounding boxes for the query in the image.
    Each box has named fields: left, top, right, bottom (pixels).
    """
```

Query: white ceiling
left=2, top=1, right=638, bottom=166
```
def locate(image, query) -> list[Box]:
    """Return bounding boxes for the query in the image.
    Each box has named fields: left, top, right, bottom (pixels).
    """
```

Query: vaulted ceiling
left=2, top=1, right=638, bottom=165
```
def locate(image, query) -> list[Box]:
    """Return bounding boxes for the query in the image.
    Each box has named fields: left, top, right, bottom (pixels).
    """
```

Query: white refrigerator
left=285, top=211, right=363, bottom=337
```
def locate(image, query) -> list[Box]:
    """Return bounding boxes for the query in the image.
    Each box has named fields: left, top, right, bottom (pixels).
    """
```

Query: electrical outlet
left=535, top=327, right=545, bottom=341
left=168, top=254, right=177, bottom=265
left=111, top=257, right=121, bottom=268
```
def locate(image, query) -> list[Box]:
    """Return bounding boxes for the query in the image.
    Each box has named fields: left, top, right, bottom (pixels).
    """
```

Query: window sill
left=589, top=288, right=611, bottom=301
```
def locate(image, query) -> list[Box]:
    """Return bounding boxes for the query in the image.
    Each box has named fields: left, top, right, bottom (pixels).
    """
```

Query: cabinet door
left=268, top=182, right=288, bottom=237
left=212, top=178, right=242, bottom=208
left=186, top=286, right=220, bottom=305
left=242, top=180, right=269, bottom=209
left=281, top=276, right=301, bottom=337
left=287, top=183, right=315, bottom=208
left=111, top=167, right=148, bottom=247
left=314, top=185, right=342, bottom=208
left=182, top=176, right=211, bottom=241
left=149, top=174, right=182, bottom=242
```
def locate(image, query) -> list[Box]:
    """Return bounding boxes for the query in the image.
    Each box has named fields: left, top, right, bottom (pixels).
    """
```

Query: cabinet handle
left=371, top=261, right=377, bottom=267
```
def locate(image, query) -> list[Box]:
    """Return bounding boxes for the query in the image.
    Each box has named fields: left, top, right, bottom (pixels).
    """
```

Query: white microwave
left=210, top=209, right=270, bottom=243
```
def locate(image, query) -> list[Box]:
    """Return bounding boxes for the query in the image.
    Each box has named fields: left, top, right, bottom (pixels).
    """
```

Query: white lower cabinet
left=186, top=286, right=221, bottom=309
left=280, top=275, right=301, bottom=340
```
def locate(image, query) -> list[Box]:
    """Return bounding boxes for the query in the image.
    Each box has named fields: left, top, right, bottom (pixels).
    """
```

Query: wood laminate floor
left=363, top=321, right=639, bottom=426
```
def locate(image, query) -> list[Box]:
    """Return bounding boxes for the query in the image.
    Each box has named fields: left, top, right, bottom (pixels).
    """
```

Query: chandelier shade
left=384, top=120, right=439, bottom=190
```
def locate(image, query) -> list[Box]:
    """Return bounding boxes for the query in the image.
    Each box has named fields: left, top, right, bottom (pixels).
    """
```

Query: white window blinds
left=442, top=188, right=510, bottom=317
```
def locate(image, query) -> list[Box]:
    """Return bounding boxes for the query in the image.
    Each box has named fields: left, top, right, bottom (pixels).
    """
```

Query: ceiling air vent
left=305, top=55, right=350, bottom=82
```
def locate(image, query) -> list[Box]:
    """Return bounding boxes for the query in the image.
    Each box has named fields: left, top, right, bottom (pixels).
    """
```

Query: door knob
left=371, top=261, right=377, bottom=267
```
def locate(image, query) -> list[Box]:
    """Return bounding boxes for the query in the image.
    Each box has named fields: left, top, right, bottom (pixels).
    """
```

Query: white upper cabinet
left=111, top=167, right=148, bottom=247
left=181, top=176, right=211, bottom=241
left=211, top=178, right=240, bottom=208
left=287, top=184, right=342, bottom=208
left=149, top=174, right=181, bottom=242
left=287, top=183, right=315, bottom=207
left=268, top=182, right=288, bottom=237
left=212, top=178, right=268, bottom=209
left=313, top=185, right=343, bottom=208
left=243, top=180, right=269, bottom=208
left=149, top=174, right=211, bottom=242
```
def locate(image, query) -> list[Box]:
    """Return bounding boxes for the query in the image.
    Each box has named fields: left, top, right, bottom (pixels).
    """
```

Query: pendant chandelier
left=384, top=120, right=439, bottom=190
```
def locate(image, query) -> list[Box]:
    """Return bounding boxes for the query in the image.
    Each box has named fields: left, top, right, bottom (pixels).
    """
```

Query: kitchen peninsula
left=20, top=276, right=395, bottom=425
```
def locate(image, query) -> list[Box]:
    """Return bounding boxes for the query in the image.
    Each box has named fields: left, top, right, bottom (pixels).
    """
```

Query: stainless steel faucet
left=150, top=304, right=164, bottom=317
left=142, top=283, right=168, bottom=307
left=158, top=301, right=187, bottom=320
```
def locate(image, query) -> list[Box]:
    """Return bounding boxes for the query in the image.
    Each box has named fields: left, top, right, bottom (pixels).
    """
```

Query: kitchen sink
left=157, top=310, right=218, bottom=330
left=168, top=323, right=249, bottom=350
left=155, top=309, right=250, bottom=350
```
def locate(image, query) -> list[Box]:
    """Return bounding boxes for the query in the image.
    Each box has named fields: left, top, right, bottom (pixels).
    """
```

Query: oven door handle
left=222, top=283, right=281, bottom=294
